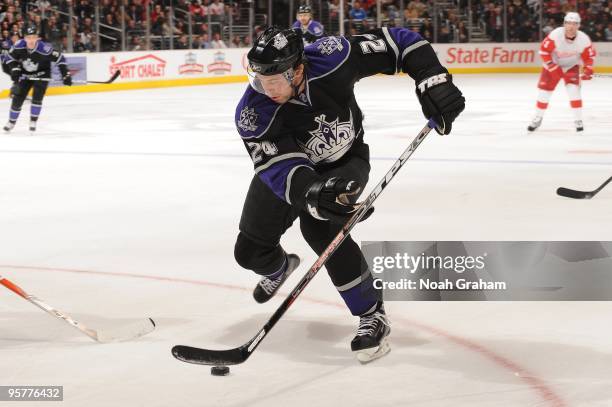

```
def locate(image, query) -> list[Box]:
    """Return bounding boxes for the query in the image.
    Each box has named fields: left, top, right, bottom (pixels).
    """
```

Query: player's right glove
left=581, top=66, right=593, bottom=80
left=305, top=177, right=373, bottom=224
left=62, top=73, right=72, bottom=86
left=10, top=68, right=21, bottom=82
left=415, top=68, right=465, bottom=135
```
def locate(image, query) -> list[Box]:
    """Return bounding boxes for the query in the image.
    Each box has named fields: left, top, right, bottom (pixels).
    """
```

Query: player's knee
left=234, top=233, right=278, bottom=271
left=234, top=233, right=254, bottom=269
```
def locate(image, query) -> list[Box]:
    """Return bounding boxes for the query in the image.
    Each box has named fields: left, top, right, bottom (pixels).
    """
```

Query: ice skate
left=253, top=254, right=300, bottom=303
left=575, top=120, right=584, bottom=132
left=527, top=116, right=542, bottom=132
left=3, top=121, right=15, bottom=132
left=29, top=120, right=37, bottom=134
left=351, top=302, right=391, bottom=364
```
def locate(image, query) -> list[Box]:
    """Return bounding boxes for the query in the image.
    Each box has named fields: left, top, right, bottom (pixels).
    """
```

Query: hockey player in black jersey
left=292, top=5, right=325, bottom=45
left=234, top=27, right=464, bottom=362
left=3, top=24, right=72, bottom=133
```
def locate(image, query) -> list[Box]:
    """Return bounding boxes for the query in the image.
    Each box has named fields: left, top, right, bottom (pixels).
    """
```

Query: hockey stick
left=82, top=70, right=121, bottom=84
left=557, top=175, right=612, bottom=199
left=593, top=74, right=612, bottom=78
left=21, top=70, right=120, bottom=85
left=0, top=274, right=155, bottom=342
left=171, top=119, right=438, bottom=366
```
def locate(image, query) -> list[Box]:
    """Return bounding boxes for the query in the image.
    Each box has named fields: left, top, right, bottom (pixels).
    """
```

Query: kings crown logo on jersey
left=22, top=59, right=39, bottom=72
left=238, top=106, right=259, bottom=132
left=299, top=111, right=356, bottom=164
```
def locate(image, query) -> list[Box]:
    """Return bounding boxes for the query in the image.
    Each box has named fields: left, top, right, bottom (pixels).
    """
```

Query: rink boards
left=1, top=41, right=611, bottom=98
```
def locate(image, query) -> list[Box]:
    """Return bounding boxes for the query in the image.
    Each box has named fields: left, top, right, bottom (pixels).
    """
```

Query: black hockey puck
left=211, top=366, right=230, bottom=376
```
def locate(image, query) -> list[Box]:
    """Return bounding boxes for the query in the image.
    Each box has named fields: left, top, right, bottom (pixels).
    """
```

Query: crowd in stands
left=1, top=0, right=611, bottom=53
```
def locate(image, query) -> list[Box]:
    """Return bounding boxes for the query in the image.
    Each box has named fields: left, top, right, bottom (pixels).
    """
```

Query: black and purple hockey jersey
left=235, top=27, right=443, bottom=208
left=292, top=19, right=325, bottom=45
left=6, top=39, right=68, bottom=79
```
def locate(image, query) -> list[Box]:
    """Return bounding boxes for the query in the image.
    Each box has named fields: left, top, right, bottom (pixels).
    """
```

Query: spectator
left=591, top=22, right=606, bottom=41
left=507, top=19, right=520, bottom=41
left=45, top=15, right=62, bottom=47
left=73, top=34, right=87, bottom=52
left=75, top=0, right=94, bottom=23
left=199, top=32, right=212, bottom=48
left=438, top=24, right=451, bottom=43
left=127, top=2, right=144, bottom=24
left=209, top=0, right=224, bottom=22
left=125, top=19, right=142, bottom=39
left=190, top=0, right=206, bottom=23
left=420, top=18, right=434, bottom=41
left=176, top=33, right=189, bottom=49
left=210, top=31, right=226, bottom=48
left=407, top=0, right=428, bottom=18
left=328, top=0, right=339, bottom=20
left=349, top=1, right=368, bottom=20
left=229, top=34, right=243, bottom=48
left=129, top=34, right=145, bottom=51
left=457, top=21, right=468, bottom=42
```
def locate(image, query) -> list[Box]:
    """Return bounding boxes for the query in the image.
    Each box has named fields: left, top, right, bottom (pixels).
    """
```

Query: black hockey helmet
left=297, top=4, right=312, bottom=14
left=247, top=26, right=304, bottom=76
left=24, top=23, right=39, bottom=36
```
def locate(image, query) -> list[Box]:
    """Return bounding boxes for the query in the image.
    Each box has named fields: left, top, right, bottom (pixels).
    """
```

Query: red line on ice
left=0, top=264, right=566, bottom=407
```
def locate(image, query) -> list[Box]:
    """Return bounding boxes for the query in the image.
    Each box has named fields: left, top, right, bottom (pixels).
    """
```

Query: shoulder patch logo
left=238, top=106, right=259, bottom=132
left=273, top=33, right=288, bottom=50
left=317, top=36, right=344, bottom=55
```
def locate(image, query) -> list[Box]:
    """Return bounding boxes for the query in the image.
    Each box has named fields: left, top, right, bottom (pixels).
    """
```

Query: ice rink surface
left=1, top=74, right=611, bottom=406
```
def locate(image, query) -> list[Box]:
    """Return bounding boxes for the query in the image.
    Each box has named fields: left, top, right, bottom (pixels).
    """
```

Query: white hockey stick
left=1, top=274, right=155, bottom=343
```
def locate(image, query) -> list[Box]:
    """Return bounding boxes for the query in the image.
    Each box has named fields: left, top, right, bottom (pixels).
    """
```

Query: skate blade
left=355, top=338, right=391, bottom=364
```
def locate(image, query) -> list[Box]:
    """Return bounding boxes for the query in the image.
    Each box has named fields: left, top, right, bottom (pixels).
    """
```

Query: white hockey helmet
left=564, top=12, right=581, bottom=24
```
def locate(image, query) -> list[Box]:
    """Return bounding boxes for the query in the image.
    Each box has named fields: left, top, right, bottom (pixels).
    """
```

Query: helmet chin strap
left=292, top=72, right=306, bottom=99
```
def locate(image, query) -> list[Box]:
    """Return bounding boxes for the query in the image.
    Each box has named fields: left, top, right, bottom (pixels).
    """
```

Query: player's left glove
left=10, top=68, right=21, bottom=82
left=304, top=177, right=373, bottom=224
left=415, top=68, right=465, bottom=135
left=581, top=66, right=593, bottom=81
left=62, top=73, right=72, bottom=86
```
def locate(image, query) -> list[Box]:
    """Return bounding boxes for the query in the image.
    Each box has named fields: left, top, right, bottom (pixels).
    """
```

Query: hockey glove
left=415, top=68, right=465, bottom=135
left=305, top=177, right=373, bottom=224
left=10, top=82, right=22, bottom=97
left=10, top=68, right=21, bottom=82
left=581, top=66, right=593, bottom=81
left=63, top=73, right=72, bottom=86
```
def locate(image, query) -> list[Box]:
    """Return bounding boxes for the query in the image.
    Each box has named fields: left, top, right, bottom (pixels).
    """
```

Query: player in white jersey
left=527, top=12, right=596, bottom=132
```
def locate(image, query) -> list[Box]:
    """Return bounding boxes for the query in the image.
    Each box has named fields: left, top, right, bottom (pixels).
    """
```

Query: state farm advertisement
left=432, top=42, right=612, bottom=69
left=1, top=43, right=611, bottom=95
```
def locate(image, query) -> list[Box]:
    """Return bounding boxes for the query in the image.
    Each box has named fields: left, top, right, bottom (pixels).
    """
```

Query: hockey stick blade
left=95, top=318, right=156, bottom=343
left=1, top=275, right=155, bottom=343
left=74, top=70, right=121, bottom=85
left=556, top=187, right=592, bottom=199
left=172, top=344, right=248, bottom=365
left=557, top=175, right=612, bottom=199
left=173, top=326, right=267, bottom=365
left=88, top=70, right=120, bottom=84
left=171, top=120, right=437, bottom=366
